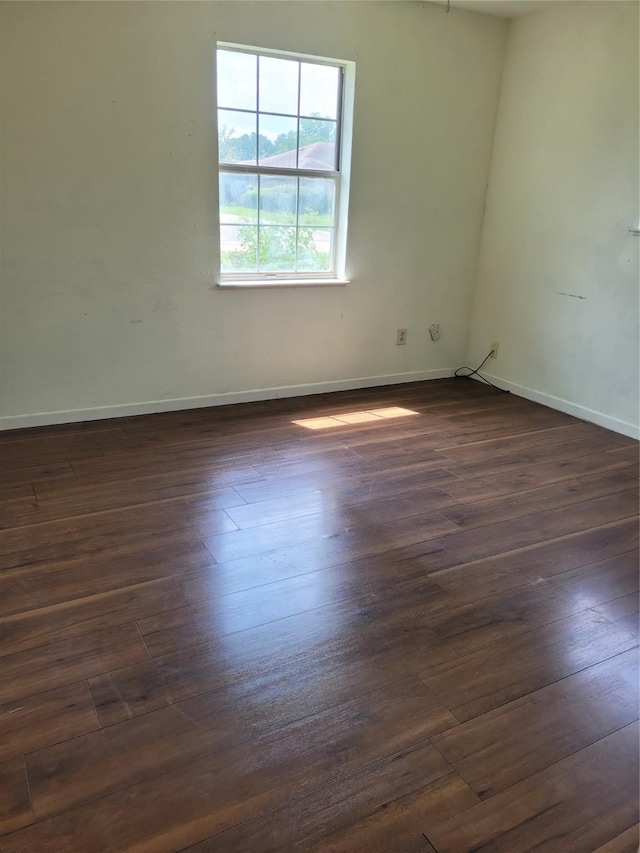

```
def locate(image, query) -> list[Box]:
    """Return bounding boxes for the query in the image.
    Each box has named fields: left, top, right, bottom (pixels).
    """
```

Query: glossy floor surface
left=0, top=379, right=638, bottom=852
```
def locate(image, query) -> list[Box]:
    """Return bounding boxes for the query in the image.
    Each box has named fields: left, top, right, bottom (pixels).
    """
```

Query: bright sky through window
left=217, top=46, right=347, bottom=281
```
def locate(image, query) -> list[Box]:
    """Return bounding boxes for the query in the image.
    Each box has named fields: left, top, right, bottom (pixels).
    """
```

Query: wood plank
left=419, top=609, right=638, bottom=721
left=64, top=451, right=264, bottom=490
left=224, top=484, right=457, bottom=530
left=606, top=444, right=640, bottom=465
left=390, top=838, right=437, bottom=853
left=0, top=527, right=214, bottom=579
left=436, top=419, right=575, bottom=446
left=431, top=648, right=639, bottom=797
left=138, top=571, right=365, bottom=657
left=274, top=424, right=454, bottom=464
left=139, top=560, right=440, bottom=657
left=201, top=509, right=368, bottom=563
left=422, top=551, right=639, bottom=651
left=593, top=592, right=639, bottom=623
left=202, top=508, right=459, bottom=564
left=0, top=578, right=187, bottom=657
left=339, top=425, right=455, bottom=454
left=187, top=653, right=414, bottom=737
left=0, top=420, right=128, bottom=444
left=89, top=643, right=411, bottom=730
left=0, top=432, right=109, bottom=471
left=592, top=825, right=640, bottom=853
left=87, top=597, right=387, bottom=724
left=442, top=451, right=638, bottom=502
left=118, top=416, right=275, bottom=447
left=616, top=613, right=639, bottom=640
left=27, top=677, right=456, bottom=821
left=15, top=681, right=469, bottom=849
left=0, top=538, right=213, bottom=614
left=2, top=484, right=245, bottom=532
left=0, top=491, right=239, bottom=556
left=442, top=436, right=635, bottom=480
left=439, top=469, right=636, bottom=530
left=182, top=742, right=477, bottom=853
left=222, top=488, right=334, bottom=528
left=406, top=491, right=639, bottom=583
left=348, top=435, right=450, bottom=462
left=174, top=533, right=385, bottom=604
left=0, top=497, right=41, bottom=530
left=0, top=624, right=149, bottom=705
left=302, top=387, right=465, bottom=415
left=427, top=723, right=639, bottom=853
left=431, top=518, right=639, bottom=601
left=435, top=420, right=626, bottom=463
left=250, top=447, right=366, bottom=481
left=139, top=573, right=460, bottom=665
left=355, top=450, right=453, bottom=476
left=89, top=604, right=368, bottom=725
left=233, top=461, right=459, bottom=505
left=89, top=585, right=461, bottom=725
left=25, top=697, right=266, bottom=821
left=174, top=534, right=456, bottom=608
left=0, top=757, right=32, bottom=835
left=344, top=489, right=459, bottom=528
left=30, top=472, right=254, bottom=522
left=594, top=588, right=639, bottom=639
left=0, top=682, right=100, bottom=763
left=418, top=399, right=530, bottom=422
left=0, top=483, right=35, bottom=502
left=0, top=462, right=76, bottom=487
left=435, top=403, right=577, bottom=434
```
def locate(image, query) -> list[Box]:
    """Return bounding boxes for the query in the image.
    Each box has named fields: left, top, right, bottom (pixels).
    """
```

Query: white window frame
left=216, top=43, right=354, bottom=288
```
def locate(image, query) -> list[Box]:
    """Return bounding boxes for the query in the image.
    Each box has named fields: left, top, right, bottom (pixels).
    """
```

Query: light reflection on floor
left=292, top=407, right=419, bottom=430
left=213, top=586, right=348, bottom=671
left=200, top=406, right=421, bottom=663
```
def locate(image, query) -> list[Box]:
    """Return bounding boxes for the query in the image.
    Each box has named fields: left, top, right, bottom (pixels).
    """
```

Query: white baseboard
left=0, top=368, right=455, bottom=431
left=474, top=371, right=640, bottom=440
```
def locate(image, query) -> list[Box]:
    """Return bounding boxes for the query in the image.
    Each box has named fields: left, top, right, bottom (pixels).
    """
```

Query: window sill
left=217, top=279, right=349, bottom=289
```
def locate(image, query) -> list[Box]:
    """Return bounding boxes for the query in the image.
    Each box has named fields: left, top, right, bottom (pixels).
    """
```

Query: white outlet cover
left=429, top=324, right=441, bottom=341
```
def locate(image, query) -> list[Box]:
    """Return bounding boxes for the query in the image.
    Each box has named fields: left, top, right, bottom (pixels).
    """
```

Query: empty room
left=0, top=1, right=638, bottom=851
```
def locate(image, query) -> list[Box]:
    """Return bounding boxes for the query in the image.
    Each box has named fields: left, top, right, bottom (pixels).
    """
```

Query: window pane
left=220, top=224, right=258, bottom=272
left=217, top=50, right=257, bottom=111
left=298, top=118, right=336, bottom=170
left=218, top=109, right=257, bottom=164
left=258, top=114, right=297, bottom=166
left=259, top=226, right=296, bottom=271
left=297, top=227, right=332, bottom=271
left=298, top=178, right=335, bottom=226
left=258, top=56, right=299, bottom=115
left=217, top=48, right=346, bottom=281
left=259, top=175, right=297, bottom=225
left=300, top=63, right=340, bottom=119
left=219, top=173, right=258, bottom=224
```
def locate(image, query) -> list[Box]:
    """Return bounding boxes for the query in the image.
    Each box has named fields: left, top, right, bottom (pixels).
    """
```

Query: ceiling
left=429, top=0, right=564, bottom=18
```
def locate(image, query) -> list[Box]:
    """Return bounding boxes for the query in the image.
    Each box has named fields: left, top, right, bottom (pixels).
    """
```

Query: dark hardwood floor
left=0, top=378, right=638, bottom=852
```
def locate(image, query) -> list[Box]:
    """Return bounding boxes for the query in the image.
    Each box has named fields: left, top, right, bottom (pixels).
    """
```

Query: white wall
left=0, top=1, right=507, bottom=427
left=466, top=1, right=640, bottom=438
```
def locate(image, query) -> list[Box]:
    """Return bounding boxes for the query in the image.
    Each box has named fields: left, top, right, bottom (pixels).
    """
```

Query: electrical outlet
left=397, top=328, right=407, bottom=345
left=490, top=342, right=499, bottom=359
left=429, top=324, right=441, bottom=341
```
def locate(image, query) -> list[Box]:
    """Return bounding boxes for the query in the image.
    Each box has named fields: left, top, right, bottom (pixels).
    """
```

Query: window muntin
left=217, top=46, right=345, bottom=281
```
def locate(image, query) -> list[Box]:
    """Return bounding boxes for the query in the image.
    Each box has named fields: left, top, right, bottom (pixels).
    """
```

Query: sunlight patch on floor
left=292, top=407, right=419, bottom=430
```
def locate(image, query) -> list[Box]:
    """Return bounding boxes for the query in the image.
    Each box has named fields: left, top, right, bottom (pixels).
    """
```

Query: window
left=216, top=45, right=353, bottom=285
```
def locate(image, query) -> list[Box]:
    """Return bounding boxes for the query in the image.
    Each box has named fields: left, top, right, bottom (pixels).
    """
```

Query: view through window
left=217, top=46, right=346, bottom=281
